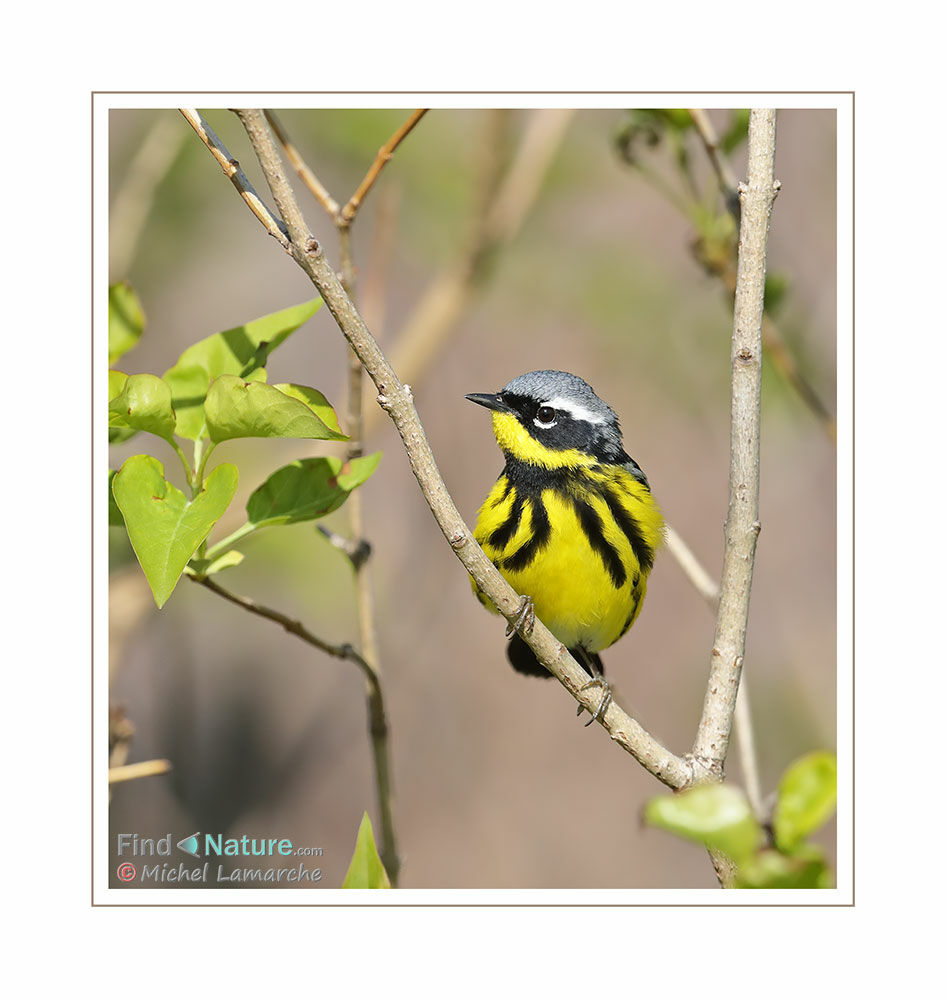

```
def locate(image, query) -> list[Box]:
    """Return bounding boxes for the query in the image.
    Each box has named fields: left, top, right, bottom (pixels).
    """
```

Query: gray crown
left=502, top=370, right=618, bottom=425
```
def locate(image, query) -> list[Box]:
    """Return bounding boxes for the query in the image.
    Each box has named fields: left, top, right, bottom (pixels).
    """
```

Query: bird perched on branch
left=467, top=370, right=664, bottom=724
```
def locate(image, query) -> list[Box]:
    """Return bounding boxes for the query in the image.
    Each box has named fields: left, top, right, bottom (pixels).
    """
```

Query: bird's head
left=466, top=370, right=627, bottom=469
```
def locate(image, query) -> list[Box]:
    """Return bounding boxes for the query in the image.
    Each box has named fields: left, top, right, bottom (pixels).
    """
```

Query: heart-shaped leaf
left=773, top=751, right=837, bottom=850
left=204, top=375, right=348, bottom=444
left=246, top=453, right=381, bottom=529
left=111, top=455, right=239, bottom=607
left=108, top=282, right=145, bottom=366
left=162, top=299, right=321, bottom=440
left=644, top=783, right=762, bottom=863
left=341, top=812, right=391, bottom=889
left=108, top=373, right=177, bottom=443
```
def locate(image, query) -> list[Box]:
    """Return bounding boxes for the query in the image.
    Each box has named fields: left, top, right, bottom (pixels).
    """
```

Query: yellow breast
left=472, top=463, right=663, bottom=654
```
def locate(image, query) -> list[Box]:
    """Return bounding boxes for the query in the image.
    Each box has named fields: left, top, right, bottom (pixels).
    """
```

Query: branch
left=688, top=108, right=741, bottom=216
left=263, top=110, right=340, bottom=218
left=688, top=108, right=836, bottom=442
left=663, top=526, right=765, bottom=823
left=366, top=109, right=574, bottom=433
left=691, top=109, right=778, bottom=776
left=191, top=573, right=374, bottom=680
left=240, top=109, right=426, bottom=885
left=230, top=108, right=694, bottom=791
left=179, top=109, right=292, bottom=252
left=109, top=759, right=172, bottom=784
left=340, top=109, right=428, bottom=225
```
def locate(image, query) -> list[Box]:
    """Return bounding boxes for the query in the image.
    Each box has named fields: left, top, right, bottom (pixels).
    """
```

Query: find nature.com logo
left=115, top=831, right=324, bottom=885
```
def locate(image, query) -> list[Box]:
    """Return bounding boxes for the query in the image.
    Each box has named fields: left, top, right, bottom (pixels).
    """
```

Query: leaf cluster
left=108, top=285, right=381, bottom=607
left=644, top=751, right=837, bottom=888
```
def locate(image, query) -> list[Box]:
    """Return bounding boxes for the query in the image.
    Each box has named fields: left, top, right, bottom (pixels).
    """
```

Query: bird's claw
left=576, top=676, right=613, bottom=727
left=505, top=595, right=535, bottom=638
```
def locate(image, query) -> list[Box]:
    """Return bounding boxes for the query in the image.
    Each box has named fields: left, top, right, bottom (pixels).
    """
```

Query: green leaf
left=773, top=751, right=837, bottom=850
left=160, top=299, right=322, bottom=441
left=108, top=282, right=145, bottom=366
left=341, top=813, right=391, bottom=888
left=204, top=375, right=348, bottom=444
left=644, top=783, right=762, bottom=862
left=246, top=453, right=382, bottom=529
left=108, top=470, right=125, bottom=526
left=185, top=550, right=245, bottom=577
left=336, top=451, right=382, bottom=491
left=735, top=845, right=832, bottom=889
left=108, top=373, right=177, bottom=443
left=108, top=370, right=138, bottom=444
left=111, top=455, right=238, bottom=608
left=272, top=383, right=344, bottom=435
left=161, top=364, right=212, bottom=441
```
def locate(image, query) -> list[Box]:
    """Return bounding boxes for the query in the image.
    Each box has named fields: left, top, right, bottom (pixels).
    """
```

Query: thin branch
left=317, top=524, right=371, bottom=570
left=230, top=108, right=694, bottom=790
left=250, top=108, right=422, bottom=884
left=664, top=524, right=720, bottom=611
left=340, top=109, right=428, bottom=225
left=364, top=109, right=574, bottom=434
left=688, top=108, right=836, bottom=442
left=191, top=574, right=375, bottom=681
left=688, top=108, right=741, bottom=214
left=733, top=676, right=765, bottom=823
left=263, top=110, right=340, bottom=218
left=663, top=525, right=765, bottom=823
left=109, top=759, right=172, bottom=784
left=191, top=568, right=400, bottom=879
left=692, top=109, right=778, bottom=776
left=179, top=109, right=292, bottom=252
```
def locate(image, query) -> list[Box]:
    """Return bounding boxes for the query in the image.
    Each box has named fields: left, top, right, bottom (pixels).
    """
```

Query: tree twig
left=263, top=110, right=340, bottom=218
left=191, top=567, right=400, bottom=878
left=663, top=525, right=765, bottom=824
left=688, top=108, right=741, bottom=216
left=340, top=109, right=428, bottom=225
left=179, top=109, right=292, bottom=252
left=229, top=108, right=695, bottom=790
left=692, top=109, right=778, bottom=777
left=108, top=758, right=172, bottom=784
left=688, top=108, right=836, bottom=442
left=364, top=109, right=574, bottom=433
left=191, top=574, right=374, bottom=675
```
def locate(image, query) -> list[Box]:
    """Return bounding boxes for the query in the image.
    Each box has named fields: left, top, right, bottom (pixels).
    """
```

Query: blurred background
left=107, top=106, right=836, bottom=889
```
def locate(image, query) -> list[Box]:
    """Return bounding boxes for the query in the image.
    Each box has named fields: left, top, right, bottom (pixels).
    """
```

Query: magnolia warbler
left=467, top=370, right=664, bottom=724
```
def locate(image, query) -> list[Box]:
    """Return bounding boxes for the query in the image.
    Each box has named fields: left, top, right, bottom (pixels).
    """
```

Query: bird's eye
left=534, top=406, right=557, bottom=428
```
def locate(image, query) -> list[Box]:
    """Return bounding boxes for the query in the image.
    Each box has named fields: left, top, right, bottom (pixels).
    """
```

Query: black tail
left=506, top=633, right=603, bottom=679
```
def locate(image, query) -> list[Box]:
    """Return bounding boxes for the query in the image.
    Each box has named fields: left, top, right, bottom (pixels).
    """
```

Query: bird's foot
left=576, top=676, right=613, bottom=727
left=505, top=595, right=535, bottom=638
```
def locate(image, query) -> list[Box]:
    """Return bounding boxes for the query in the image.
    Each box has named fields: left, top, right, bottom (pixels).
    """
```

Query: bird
left=466, top=370, right=664, bottom=724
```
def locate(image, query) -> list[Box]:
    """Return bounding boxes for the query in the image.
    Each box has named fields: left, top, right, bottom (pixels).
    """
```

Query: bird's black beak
left=465, top=392, right=515, bottom=414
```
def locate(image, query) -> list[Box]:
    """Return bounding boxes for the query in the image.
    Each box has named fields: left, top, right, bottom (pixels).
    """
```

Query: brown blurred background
left=107, top=106, right=836, bottom=889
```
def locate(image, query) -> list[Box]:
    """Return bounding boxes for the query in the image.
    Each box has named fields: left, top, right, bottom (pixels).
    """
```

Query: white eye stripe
left=542, top=396, right=607, bottom=425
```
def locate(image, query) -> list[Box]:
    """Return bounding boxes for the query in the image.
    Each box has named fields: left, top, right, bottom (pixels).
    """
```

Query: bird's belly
left=490, top=490, right=645, bottom=654
left=501, top=540, right=641, bottom=654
